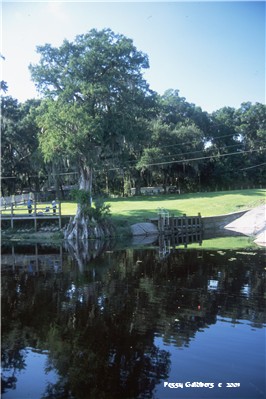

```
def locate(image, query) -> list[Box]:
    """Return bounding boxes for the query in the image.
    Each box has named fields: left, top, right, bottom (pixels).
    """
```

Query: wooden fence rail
left=1, top=244, right=63, bottom=272
left=0, top=193, right=35, bottom=209
left=1, top=201, right=63, bottom=231
left=149, top=210, right=202, bottom=235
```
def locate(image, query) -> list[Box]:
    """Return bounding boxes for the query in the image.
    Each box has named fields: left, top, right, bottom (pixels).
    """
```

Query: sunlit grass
left=1, top=190, right=264, bottom=224
left=188, top=236, right=258, bottom=250
left=106, top=189, right=265, bottom=224
left=2, top=189, right=264, bottom=248
left=60, top=202, right=77, bottom=215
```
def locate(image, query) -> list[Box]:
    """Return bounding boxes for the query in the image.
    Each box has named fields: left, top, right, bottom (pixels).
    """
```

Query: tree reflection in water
left=1, top=241, right=265, bottom=398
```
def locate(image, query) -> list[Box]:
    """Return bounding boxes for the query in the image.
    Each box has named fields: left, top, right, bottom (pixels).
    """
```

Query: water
left=1, top=240, right=265, bottom=399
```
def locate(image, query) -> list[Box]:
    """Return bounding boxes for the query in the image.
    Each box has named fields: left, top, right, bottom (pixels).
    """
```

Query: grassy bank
left=2, top=189, right=264, bottom=221
left=1, top=189, right=265, bottom=242
left=2, top=231, right=64, bottom=244
left=106, top=188, right=265, bottom=226
left=61, top=188, right=265, bottom=237
left=188, top=236, right=258, bottom=250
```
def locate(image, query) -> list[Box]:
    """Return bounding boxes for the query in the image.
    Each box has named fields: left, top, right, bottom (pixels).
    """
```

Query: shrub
left=70, top=189, right=111, bottom=221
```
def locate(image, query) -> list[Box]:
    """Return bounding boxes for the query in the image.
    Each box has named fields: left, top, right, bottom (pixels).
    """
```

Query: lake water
left=1, top=238, right=265, bottom=399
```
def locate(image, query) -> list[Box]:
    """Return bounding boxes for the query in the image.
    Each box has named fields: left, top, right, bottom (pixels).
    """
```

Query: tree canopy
left=1, top=28, right=265, bottom=199
left=29, top=29, right=156, bottom=193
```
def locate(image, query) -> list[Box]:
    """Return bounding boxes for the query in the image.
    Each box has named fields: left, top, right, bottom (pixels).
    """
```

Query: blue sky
left=1, top=1, right=265, bottom=112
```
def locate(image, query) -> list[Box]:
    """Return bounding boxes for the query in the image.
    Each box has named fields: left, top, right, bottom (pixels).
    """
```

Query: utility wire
left=146, top=132, right=242, bottom=151
left=106, top=139, right=263, bottom=168
left=135, top=142, right=245, bottom=163
left=2, top=147, right=264, bottom=179
left=109, top=148, right=265, bottom=170
left=1, top=132, right=242, bottom=177
left=1, top=171, right=79, bottom=180
left=240, top=162, right=266, bottom=171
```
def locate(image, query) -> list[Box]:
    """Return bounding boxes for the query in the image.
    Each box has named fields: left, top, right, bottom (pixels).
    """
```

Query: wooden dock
left=1, top=201, right=70, bottom=231
left=149, top=210, right=203, bottom=257
left=145, top=210, right=203, bottom=257
left=1, top=244, right=63, bottom=272
left=148, top=209, right=202, bottom=235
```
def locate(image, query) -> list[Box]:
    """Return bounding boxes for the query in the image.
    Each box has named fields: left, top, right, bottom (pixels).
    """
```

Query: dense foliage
left=1, top=29, right=265, bottom=198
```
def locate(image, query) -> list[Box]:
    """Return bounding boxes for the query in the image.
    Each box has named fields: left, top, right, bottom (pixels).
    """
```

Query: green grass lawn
left=188, top=236, right=258, bottom=250
left=106, top=188, right=265, bottom=225
left=2, top=189, right=265, bottom=226
left=2, top=189, right=265, bottom=248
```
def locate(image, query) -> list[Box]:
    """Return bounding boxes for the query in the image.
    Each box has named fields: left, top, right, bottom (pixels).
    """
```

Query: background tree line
left=1, top=29, right=265, bottom=198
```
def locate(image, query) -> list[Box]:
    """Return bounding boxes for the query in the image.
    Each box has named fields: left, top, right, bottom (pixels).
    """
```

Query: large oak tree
left=30, top=28, right=155, bottom=238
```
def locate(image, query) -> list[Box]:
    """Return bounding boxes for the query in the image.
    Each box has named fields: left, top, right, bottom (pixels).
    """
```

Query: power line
left=1, top=140, right=259, bottom=178
left=109, top=148, right=265, bottom=170
left=99, top=132, right=247, bottom=168
left=140, top=148, right=265, bottom=168
left=240, top=162, right=266, bottom=171
left=146, top=142, right=244, bottom=162
left=1, top=171, right=78, bottom=180
left=2, top=148, right=265, bottom=179
left=119, top=143, right=241, bottom=168
left=147, top=132, right=242, bottom=151
left=105, top=137, right=263, bottom=168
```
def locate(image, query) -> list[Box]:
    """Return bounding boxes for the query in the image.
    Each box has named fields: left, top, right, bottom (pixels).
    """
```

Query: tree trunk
left=64, top=164, right=115, bottom=241
left=134, top=171, right=142, bottom=196
left=64, top=239, right=113, bottom=271
left=64, top=164, right=92, bottom=240
left=64, top=214, right=115, bottom=240
left=52, top=162, right=61, bottom=200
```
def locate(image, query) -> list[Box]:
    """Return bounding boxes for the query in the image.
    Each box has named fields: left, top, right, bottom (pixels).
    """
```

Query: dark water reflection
left=1, top=240, right=265, bottom=399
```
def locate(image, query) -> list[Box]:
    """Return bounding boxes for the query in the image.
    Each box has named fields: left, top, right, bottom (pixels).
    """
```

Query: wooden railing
left=1, top=201, right=63, bottom=231
left=0, top=193, right=35, bottom=209
left=149, top=209, right=202, bottom=235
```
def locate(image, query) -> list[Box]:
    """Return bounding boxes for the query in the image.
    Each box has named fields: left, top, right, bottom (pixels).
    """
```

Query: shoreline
left=2, top=205, right=265, bottom=246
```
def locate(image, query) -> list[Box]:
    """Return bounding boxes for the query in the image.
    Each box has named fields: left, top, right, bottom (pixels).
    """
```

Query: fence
left=1, top=201, right=63, bottom=231
left=146, top=209, right=203, bottom=257
left=1, top=193, right=35, bottom=209
left=1, top=244, right=63, bottom=272
left=158, top=231, right=202, bottom=258
left=156, top=208, right=202, bottom=235
left=130, top=186, right=181, bottom=196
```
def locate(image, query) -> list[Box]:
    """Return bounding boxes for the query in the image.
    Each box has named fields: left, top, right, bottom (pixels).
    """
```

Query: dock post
left=198, top=213, right=201, bottom=229
left=185, top=214, right=188, bottom=232
left=35, top=244, right=39, bottom=272
left=182, top=214, right=186, bottom=232
left=59, top=201, right=62, bottom=229
left=11, top=203, right=14, bottom=228
left=34, top=201, right=37, bottom=231
left=12, top=245, right=15, bottom=271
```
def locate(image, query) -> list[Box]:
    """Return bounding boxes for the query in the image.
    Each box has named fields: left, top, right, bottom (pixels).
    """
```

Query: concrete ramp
left=131, top=234, right=158, bottom=246
left=254, top=230, right=266, bottom=247
left=130, top=222, right=158, bottom=236
left=225, top=204, right=266, bottom=245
